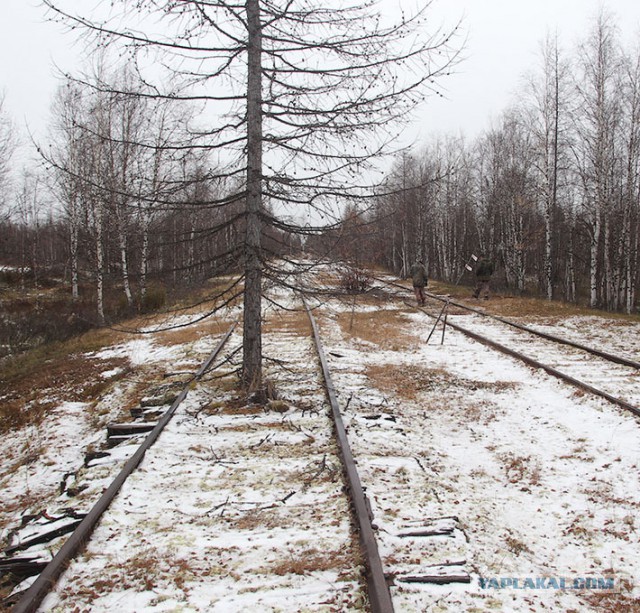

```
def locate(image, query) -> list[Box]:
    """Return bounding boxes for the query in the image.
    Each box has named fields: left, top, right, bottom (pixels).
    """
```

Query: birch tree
left=0, top=93, right=15, bottom=218
left=49, top=83, right=89, bottom=302
left=620, top=46, right=640, bottom=313
left=572, top=11, right=622, bottom=308
left=526, top=33, right=570, bottom=300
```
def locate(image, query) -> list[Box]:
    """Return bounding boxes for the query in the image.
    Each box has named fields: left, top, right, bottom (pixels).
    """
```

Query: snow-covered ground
left=2, top=279, right=640, bottom=612
left=443, top=312, right=640, bottom=409
left=315, top=297, right=640, bottom=611
left=40, top=323, right=362, bottom=612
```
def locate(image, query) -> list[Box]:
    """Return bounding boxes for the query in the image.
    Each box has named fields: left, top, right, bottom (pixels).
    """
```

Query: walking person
left=410, top=260, right=428, bottom=306
left=472, top=255, right=494, bottom=300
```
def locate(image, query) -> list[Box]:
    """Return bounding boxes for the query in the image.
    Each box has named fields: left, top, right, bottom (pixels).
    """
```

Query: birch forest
left=358, top=13, right=640, bottom=313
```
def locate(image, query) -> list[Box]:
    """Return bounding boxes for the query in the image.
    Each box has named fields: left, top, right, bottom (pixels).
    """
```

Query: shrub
left=141, top=284, right=166, bottom=312
left=339, top=266, right=373, bottom=293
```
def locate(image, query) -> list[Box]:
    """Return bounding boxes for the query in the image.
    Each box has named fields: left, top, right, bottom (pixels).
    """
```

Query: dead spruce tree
left=43, top=0, right=459, bottom=392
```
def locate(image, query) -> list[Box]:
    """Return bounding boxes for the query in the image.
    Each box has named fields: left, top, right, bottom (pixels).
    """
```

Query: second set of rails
left=376, top=276, right=640, bottom=419
left=5, top=276, right=640, bottom=612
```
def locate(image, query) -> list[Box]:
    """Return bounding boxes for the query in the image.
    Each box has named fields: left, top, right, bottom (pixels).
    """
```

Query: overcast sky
left=1, top=0, right=640, bottom=149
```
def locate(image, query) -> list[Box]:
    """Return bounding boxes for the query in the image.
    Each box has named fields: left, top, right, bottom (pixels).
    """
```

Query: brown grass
left=365, top=364, right=441, bottom=401
left=583, top=578, right=638, bottom=612
left=156, top=317, right=233, bottom=347
left=504, top=534, right=533, bottom=556
left=498, top=452, right=541, bottom=486
left=426, top=279, right=640, bottom=321
left=234, top=508, right=290, bottom=531
left=263, top=309, right=312, bottom=336
left=366, top=364, right=517, bottom=402
left=261, top=548, right=352, bottom=576
left=478, top=296, right=608, bottom=319
left=0, top=353, right=131, bottom=434
left=60, top=550, right=198, bottom=604
left=336, top=309, right=414, bottom=350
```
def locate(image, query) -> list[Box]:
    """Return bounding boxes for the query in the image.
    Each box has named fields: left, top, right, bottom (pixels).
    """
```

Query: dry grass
left=583, top=578, right=638, bottom=612
left=336, top=309, right=414, bottom=351
left=0, top=353, right=131, bottom=434
left=498, top=452, right=541, bottom=486
left=464, top=402, right=501, bottom=425
left=61, top=550, right=198, bottom=604
left=563, top=516, right=591, bottom=541
left=425, top=279, right=640, bottom=321
left=0, top=323, right=128, bottom=380
left=234, top=508, right=291, bottom=531
left=263, top=309, right=312, bottom=336
left=156, top=317, right=233, bottom=347
left=259, top=547, right=353, bottom=576
left=365, top=364, right=441, bottom=401
left=206, top=401, right=264, bottom=416
left=479, top=296, right=607, bottom=319
left=0, top=282, right=240, bottom=433
left=366, top=364, right=517, bottom=403
left=504, top=534, right=533, bottom=556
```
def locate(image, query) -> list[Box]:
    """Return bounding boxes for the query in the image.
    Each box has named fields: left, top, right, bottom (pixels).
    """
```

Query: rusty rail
left=12, top=323, right=236, bottom=613
left=432, top=313, right=640, bottom=418
left=303, top=298, right=394, bottom=613
left=382, top=277, right=640, bottom=371
left=378, top=278, right=640, bottom=418
left=425, top=291, right=640, bottom=370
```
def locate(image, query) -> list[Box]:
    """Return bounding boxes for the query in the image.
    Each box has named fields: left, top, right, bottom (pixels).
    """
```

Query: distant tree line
left=327, top=12, right=640, bottom=313
left=1, top=67, right=297, bottom=323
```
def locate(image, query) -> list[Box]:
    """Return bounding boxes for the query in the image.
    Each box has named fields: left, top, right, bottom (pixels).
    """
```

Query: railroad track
left=304, top=296, right=473, bottom=612
left=303, top=297, right=393, bottom=612
left=4, top=274, right=639, bottom=611
left=5, top=293, right=473, bottom=613
left=307, top=274, right=640, bottom=610
left=374, top=276, right=640, bottom=418
left=6, top=323, right=236, bottom=613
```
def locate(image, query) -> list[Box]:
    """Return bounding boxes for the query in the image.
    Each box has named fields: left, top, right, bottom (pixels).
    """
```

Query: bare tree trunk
left=544, top=199, right=553, bottom=299
left=95, top=202, right=105, bottom=324
left=70, top=200, right=79, bottom=301
left=242, top=0, right=263, bottom=392
left=565, top=228, right=576, bottom=302
left=604, top=218, right=611, bottom=308
left=632, top=217, right=639, bottom=311
left=140, top=208, right=150, bottom=301
left=118, top=223, right=133, bottom=307
left=589, top=214, right=600, bottom=308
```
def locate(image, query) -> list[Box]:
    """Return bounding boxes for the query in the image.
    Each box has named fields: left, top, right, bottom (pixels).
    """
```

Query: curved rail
left=303, top=298, right=394, bottom=613
left=430, top=314, right=640, bottom=417
left=380, top=277, right=640, bottom=370
left=426, top=291, right=640, bottom=370
left=375, top=277, right=640, bottom=418
left=12, top=323, right=237, bottom=613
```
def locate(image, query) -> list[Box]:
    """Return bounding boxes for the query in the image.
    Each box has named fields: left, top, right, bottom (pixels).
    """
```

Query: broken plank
left=84, top=451, right=111, bottom=466
left=396, top=573, right=471, bottom=585
left=106, top=422, right=156, bottom=437
left=4, top=520, right=82, bottom=555
left=397, top=528, right=455, bottom=538
left=0, top=559, right=48, bottom=577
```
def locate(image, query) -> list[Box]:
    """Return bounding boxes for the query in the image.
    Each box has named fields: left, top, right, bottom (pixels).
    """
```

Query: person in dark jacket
left=473, top=256, right=494, bottom=300
left=410, top=260, right=428, bottom=305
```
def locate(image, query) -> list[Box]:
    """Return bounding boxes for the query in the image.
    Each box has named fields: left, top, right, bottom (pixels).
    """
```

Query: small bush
left=0, top=298, right=97, bottom=358
left=141, top=284, right=166, bottom=312
left=339, top=266, right=372, bottom=293
left=0, top=268, right=22, bottom=286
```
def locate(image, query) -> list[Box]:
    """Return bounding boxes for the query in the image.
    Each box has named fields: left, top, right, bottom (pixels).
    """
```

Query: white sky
left=1, top=0, right=640, bottom=148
